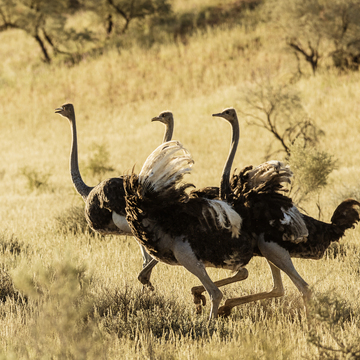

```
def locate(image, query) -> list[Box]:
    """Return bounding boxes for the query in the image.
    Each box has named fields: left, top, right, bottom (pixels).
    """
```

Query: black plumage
left=192, top=108, right=360, bottom=317
left=84, top=177, right=127, bottom=234
left=137, top=111, right=223, bottom=288
left=124, top=141, right=253, bottom=319
left=274, top=199, right=360, bottom=259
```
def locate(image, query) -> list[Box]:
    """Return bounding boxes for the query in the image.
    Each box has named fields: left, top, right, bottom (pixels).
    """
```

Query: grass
left=0, top=0, right=360, bottom=358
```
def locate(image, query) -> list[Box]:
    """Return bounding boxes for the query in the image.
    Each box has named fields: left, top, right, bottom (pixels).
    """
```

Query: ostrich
left=124, top=140, right=255, bottom=319
left=151, top=110, right=174, bottom=143
left=191, top=108, right=360, bottom=317
left=151, top=110, right=218, bottom=200
left=137, top=111, right=228, bottom=289
left=54, top=104, right=172, bottom=283
left=151, top=110, right=225, bottom=203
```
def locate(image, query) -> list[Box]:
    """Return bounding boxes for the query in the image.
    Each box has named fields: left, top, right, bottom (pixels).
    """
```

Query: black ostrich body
left=263, top=202, right=360, bottom=260
left=85, top=177, right=128, bottom=235
left=230, top=165, right=360, bottom=260
left=137, top=111, right=225, bottom=289
left=124, top=141, right=254, bottom=319
left=125, top=173, right=253, bottom=268
left=191, top=108, right=360, bottom=317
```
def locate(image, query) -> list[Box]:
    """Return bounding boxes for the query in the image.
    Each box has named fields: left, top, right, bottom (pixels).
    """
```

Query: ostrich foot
left=140, top=280, right=155, bottom=292
left=192, top=290, right=207, bottom=314
left=138, top=259, right=158, bottom=292
left=217, top=305, right=232, bottom=317
left=191, top=268, right=248, bottom=314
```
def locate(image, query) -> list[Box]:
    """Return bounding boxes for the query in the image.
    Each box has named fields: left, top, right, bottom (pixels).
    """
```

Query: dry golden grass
left=0, top=2, right=360, bottom=358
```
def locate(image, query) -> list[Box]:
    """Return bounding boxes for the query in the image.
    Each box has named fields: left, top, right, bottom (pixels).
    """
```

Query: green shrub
left=288, top=142, right=337, bottom=204
left=84, top=143, right=115, bottom=182
left=19, top=166, right=52, bottom=192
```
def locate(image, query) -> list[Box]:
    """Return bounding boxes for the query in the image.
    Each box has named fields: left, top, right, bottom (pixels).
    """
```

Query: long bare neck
left=220, top=118, right=239, bottom=200
left=163, top=119, right=174, bottom=142
left=68, top=114, right=93, bottom=201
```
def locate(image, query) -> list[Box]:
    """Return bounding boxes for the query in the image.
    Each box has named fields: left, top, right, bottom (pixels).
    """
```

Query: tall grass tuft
left=309, top=292, right=360, bottom=359
left=92, top=285, right=225, bottom=342
left=11, top=258, right=108, bottom=359
left=0, top=268, right=23, bottom=302
left=0, top=231, right=27, bottom=256
left=54, top=205, right=98, bottom=237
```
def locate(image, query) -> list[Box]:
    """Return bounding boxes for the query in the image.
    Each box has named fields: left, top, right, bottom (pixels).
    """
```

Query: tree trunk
left=34, top=34, right=51, bottom=63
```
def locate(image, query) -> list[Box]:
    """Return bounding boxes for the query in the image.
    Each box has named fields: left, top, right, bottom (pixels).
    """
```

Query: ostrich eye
left=225, top=111, right=229, bottom=115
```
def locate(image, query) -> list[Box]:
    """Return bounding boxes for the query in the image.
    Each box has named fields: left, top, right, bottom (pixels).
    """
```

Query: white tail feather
left=139, top=141, right=194, bottom=194
left=280, top=206, right=308, bottom=243
left=204, top=199, right=242, bottom=238
left=247, top=160, right=292, bottom=189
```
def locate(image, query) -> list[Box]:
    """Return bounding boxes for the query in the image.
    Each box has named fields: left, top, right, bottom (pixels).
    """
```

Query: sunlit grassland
left=0, top=6, right=360, bottom=358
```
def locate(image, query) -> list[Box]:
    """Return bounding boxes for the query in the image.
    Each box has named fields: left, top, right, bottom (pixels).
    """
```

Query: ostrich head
left=212, top=108, right=238, bottom=124
left=55, top=103, right=75, bottom=121
left=151, top=111, right=173, bottom=126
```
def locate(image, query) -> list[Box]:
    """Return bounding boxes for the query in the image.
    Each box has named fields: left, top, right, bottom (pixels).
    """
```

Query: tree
left=241, top=73, right=337, bottom=208
left=0, top=0, right=94, bottom=63
left=268, top=0, right=360, bottom=73
left=85, top=0, right=171, bottom=36
left=240, top=75, right=322, bottom=158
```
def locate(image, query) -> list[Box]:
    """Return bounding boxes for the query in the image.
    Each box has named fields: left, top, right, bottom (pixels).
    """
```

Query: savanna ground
left=0, top=0, right=360, bottom=359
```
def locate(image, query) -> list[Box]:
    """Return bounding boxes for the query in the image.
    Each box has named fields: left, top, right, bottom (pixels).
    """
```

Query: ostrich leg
left=218, top=235, right=311, bottom=317
left=217, top=262, right=285, bottom=316
left=137, top=258, right=158, bottom=291
left=191, top=268, right=249, bottom=314
left=190, top=261, right=286, bottom=316
left=173, top=240, right=223, bottom=320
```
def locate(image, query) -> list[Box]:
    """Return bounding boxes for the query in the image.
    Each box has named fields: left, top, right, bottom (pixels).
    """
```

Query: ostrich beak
left=55, top=106, right=64, bottom=114
left=212, top=112, right=223, bottom=117
left=151, top=116, right=160, bottom=122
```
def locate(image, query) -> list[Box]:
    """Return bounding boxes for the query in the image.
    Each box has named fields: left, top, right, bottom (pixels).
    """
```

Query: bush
left=11, top=259, right=105, bottom=358
left=269, top=0, right=360, bottom=74
left=0, top=268, right=23, bottom=302
left=19, top=166, right=52, bottom=192
left=0, top=231, right=27, bottom=256
left=288, top=142, right=337, bottom=204
left=308, top=292, right=360, bottom=359
left=242, top=76, right=322, bottom=158
left=84, top=143, right=115, bottom=182
left=55, top=205, right=98, bottom=237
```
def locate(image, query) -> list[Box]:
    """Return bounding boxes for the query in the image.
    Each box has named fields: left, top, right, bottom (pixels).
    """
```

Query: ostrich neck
left=163, top=120, right=174, bottom=142
left=69, top=115, right=93, bottom=201
left=220, top=119, right=239, bottom=200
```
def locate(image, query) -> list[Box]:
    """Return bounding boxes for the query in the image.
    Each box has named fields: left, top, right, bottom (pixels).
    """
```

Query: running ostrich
left=124, top=140, right=255, bottom=319
left=123, top=126, right=306, bottom=319
left=137, top=111, right=227, bottom=289
left=151, top=110, right=218, bottom=200
left=55, top=104, right=172, bottom=280
left=191, top=108, right=360, bottom=317
left=151, top=110, right=174, bottom=143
